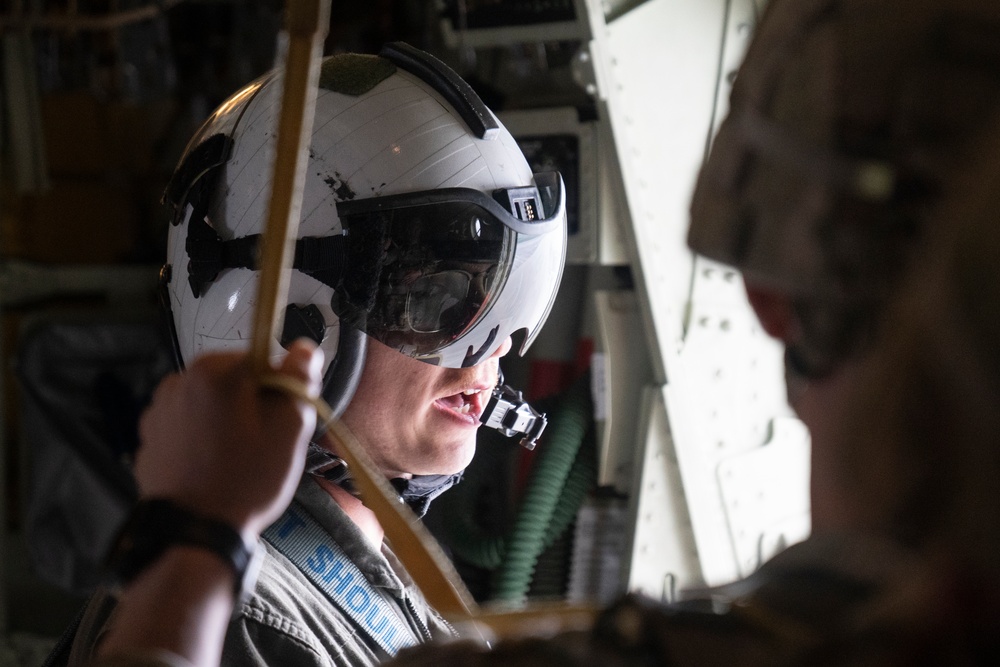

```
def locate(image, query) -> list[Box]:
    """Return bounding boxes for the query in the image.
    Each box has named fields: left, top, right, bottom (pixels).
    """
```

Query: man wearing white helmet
left=65, top=43, right=567, bottom=667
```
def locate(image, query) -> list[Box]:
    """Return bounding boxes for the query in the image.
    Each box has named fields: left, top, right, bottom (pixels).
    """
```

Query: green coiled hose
left=439, top=371, right=595, bottom=603
left=490, top=373, right=593, bottom=601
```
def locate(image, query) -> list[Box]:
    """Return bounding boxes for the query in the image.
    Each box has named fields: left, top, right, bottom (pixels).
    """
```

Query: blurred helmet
left=688, top=0, right=1000, bottom=376
left=160, top=43, right=567, bottom=404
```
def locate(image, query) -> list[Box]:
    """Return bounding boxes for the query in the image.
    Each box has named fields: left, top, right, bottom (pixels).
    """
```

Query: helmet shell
left=165, top=51, right=565, bottom=375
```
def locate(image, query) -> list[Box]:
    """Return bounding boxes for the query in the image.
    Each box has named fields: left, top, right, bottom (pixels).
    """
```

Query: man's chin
left=409, top=440, right=477, bottom=477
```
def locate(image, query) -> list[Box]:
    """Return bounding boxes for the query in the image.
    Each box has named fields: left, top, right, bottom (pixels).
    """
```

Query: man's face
left=744, top=279, right=916, bottom=535
left=339, top=335, right=512, bottom=478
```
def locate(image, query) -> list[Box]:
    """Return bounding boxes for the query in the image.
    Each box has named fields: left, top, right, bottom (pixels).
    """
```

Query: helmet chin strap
left=321, top=324, right=367, bottom=419
left=304, top=449, right=460, bottom=518
left=304, top=320, right=365, bottom=487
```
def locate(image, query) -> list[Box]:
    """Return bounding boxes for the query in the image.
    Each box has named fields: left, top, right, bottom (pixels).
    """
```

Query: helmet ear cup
left=281, top=305, right=327, bottom=349
left=278, top=306, right=367, bottom=423
left=321, top=324, right=367, bottom=422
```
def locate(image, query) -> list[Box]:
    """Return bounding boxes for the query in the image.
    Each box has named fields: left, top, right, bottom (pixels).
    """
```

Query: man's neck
left=312, top=476, right=385, bottom=548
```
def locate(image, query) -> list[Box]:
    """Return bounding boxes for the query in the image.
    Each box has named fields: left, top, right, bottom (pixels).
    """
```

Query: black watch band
left=106, top=498, right=261, bottom=602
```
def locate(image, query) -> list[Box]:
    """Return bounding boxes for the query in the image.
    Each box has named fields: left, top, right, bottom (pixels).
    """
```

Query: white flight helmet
left=161, top=43, right=567, bottom=409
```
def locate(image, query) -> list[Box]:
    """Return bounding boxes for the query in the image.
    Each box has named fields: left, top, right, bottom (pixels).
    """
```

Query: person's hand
left=135, top=339, right=323, bottom=539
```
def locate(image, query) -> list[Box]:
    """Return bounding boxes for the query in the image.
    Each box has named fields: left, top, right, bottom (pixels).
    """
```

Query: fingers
left=259, top=339, right=327, bottom=425
left=133, top=343, right=327, bottom=533
left=279, top=338, right=325, bottom=397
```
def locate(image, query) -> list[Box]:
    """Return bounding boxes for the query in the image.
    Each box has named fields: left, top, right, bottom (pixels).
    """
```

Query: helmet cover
left=689, top=0, right=1000, bottom=374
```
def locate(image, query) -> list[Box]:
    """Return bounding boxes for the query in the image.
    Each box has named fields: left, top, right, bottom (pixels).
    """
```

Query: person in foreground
left=385, top=0, right=1000, bottom=663
left=65, top=42, right=567, bottom=667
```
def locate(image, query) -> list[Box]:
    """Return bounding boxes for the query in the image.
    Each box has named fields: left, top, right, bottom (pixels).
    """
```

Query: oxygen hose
left=446, top=495, right=506, bottom=570
left=446, top=412, right=595, bottom=573
left=522, top=424, right=597, bottom=598
left=541, top=424, right=597, bottom=555
left=441, top=371, right=595, bottom=601
left=490, top=373, right=593, bottom=601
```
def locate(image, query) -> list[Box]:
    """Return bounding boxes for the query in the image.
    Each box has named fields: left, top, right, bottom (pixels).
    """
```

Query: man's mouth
left=436, top=388, right=488, bottom=421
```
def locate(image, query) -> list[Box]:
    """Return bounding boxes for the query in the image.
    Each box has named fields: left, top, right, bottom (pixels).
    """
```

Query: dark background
left=0, top=0, right=599, bottom=645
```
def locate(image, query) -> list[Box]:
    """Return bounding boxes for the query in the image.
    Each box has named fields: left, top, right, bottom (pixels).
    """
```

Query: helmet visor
left=335, top=173, right=566, bottom=367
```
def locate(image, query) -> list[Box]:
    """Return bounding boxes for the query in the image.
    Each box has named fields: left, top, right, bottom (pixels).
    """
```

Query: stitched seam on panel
left=240, top=602, right=326, bottom=657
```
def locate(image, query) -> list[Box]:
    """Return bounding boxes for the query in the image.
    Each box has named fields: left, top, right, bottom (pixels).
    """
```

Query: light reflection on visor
left=334, top=172, right=565, bottom=367
left=406, top=270, right=471, bottom=333
left=333, top=199, right=514, bottom=358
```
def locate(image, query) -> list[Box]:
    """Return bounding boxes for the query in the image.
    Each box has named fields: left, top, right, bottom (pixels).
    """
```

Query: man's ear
left=744, top=280, right=795, bottom=341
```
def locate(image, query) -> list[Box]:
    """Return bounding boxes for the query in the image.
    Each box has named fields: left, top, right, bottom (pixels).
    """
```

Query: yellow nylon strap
left=251, top=0, right=480, bottom=626
left=250, top=0, right=329, bottom=375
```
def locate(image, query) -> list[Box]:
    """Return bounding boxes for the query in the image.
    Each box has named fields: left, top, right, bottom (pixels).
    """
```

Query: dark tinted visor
left=333, top=198, right=515, bottom=357
left=334, top=172, right=565, bottom=365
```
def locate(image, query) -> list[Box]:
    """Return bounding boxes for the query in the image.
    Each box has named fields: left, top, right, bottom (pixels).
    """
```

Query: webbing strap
left=262, top=506, right=420, bottom=657
left=184, top=216, right=347, bottom=298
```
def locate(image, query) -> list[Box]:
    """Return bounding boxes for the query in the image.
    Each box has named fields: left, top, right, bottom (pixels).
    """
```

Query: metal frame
left=587, top=0, right=811, bottom=589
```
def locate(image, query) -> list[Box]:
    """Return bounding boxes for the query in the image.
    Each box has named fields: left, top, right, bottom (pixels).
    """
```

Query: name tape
left=263, top=507, right=420, bottom=656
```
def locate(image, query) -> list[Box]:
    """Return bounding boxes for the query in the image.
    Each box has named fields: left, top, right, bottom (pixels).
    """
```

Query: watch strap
left=106, top=498, right=259, bottom=601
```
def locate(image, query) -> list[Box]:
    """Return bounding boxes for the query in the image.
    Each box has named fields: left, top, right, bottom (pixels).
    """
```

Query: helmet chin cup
left=480, top=382, right=548, bottom=450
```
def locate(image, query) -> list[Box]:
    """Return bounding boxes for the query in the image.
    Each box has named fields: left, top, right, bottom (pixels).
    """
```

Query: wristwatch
left=106, top=498, right=262, bottom=605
